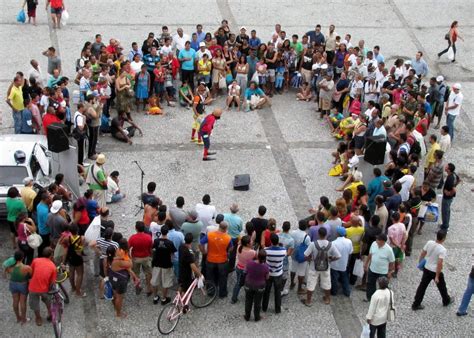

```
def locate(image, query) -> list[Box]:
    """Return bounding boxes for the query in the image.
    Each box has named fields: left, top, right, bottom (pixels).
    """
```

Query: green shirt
left=88, top=166, right=107, bottom=190
left=181, top=221, right=203, bottom=251
left=290, top=41, right=303, bottom=57
left=6, top=197, right=27, bottom=223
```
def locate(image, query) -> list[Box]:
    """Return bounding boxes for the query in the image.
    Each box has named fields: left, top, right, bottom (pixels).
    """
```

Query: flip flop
left=35, top=318, right=42, bottom=326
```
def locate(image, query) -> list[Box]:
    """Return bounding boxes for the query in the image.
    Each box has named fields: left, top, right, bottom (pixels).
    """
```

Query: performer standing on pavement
left=199, top=108, right=223, bottom=161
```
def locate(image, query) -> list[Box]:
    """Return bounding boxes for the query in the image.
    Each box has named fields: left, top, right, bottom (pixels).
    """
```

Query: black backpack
left=441, top=84, right=451, bottom=102
left=314, top=241, right=331, bottom=271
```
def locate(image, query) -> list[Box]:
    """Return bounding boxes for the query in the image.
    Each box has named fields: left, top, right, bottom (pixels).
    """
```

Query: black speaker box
left=47, top=123, right=70, bottom=153
left=234, top=174, right=250, bottom=191
left=364, top=136, right=386, bottom=165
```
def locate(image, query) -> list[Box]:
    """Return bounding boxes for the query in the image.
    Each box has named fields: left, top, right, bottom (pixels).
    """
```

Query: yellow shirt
left=20, top=186, right=37, bottom=212
left=346, top=226, right=365, bottom=254
left=198, top=59, right=212, bottom=75
left=346, top=181, right=363, bottom=199
left=8, top=85, right=24, bottom=111
left=425, top=142, right=440, bottom=169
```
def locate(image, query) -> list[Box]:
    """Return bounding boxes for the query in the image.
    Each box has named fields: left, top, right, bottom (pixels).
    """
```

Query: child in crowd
left=296, top=82, right=313, bottom=101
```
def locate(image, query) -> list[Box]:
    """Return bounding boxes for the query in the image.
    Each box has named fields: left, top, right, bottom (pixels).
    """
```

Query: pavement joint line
left=216, top=0, right=238, bottom=29
left=45, top=11, right=100, bottom=334
left=387, top=0, right=473, bottom=129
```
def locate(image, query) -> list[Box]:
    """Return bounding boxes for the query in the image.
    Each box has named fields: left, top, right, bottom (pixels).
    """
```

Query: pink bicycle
left=157, top=277, right=217, bottom=334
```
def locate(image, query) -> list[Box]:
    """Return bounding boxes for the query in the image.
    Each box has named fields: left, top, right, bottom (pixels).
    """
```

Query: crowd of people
left=3, top=15, right=473, bottom=337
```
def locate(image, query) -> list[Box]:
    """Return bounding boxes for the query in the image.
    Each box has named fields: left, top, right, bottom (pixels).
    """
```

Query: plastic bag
left=424, top=204, right=439, bottom=223
left=361, top=324, right=370, bottom=338
left=353, top=259, right=365, bottom=278
left=62, top=9, right=69, bottom=21
left=27, top=233, right=43, bottom=249
left=447, top=47, right=454, bottom=61
left=84, top=216, right=101, bottom=243
left=104, top=278, right=113, bottom=300
left=197, top=275, right=205, bottom=289
left=16, top=9, right=26, bottom=23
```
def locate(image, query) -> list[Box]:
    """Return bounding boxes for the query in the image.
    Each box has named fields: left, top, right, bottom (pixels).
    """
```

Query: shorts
left=29, top=292, right=50, bottom=311
left=306, top=269, right=331, bottom=291
left=319, top=98, right=331, bottom=111
left=10, top=281, right=28, bottom=295
left=290, top=259, right=308, bottom=277
left=110, top=278, right=128, bottom=295
left=7, top=221, right=17, bottom=235
left=353, top=135, right=365, bottom=150
left=393, top=247, right=405, bottom=262
left=151, top=267, right=174, bottom=288
left=267, top=69, right=276, bottom=82
left=51, top=7, right=62, bottom=15
left=28, top=8, right=37, bottom=18
left=132, top=256, right=152, bottom=277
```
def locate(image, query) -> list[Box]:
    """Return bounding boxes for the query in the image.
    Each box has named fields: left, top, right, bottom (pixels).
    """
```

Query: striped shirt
left=264, top=246, right=287, bottom=277
left=96, top=238, right=119, bottom=259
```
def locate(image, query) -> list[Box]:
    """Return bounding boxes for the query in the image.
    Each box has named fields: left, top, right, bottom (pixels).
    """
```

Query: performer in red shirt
left=199, top=108, right=223, bottom=161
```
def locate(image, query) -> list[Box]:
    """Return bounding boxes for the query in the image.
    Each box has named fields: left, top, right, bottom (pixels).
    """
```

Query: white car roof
left=0, top=134, right=48, bottom=166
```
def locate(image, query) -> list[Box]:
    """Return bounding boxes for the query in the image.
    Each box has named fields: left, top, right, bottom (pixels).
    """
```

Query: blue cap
left=336, top=226, right=346, bottom=237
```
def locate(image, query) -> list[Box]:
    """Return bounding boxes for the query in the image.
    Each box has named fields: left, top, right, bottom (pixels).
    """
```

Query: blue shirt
left=196, top=31, right=206, bottom=43
left=249, top=37, right=261, bottom=49
left=367, top=175, right=389, bottom=207
left=86, top=199, right=98, bottom=219
left=178, top=48, right=196, bottom=71
left=168, top=229, right=185, bottom=261
left=190, top=40, right=200, bottom=52
left=223, top=213, right=243, bottom=239
left=411, top=58, right=429, bottom=77
left=246, top=56, right=259, bottom=77
left=374, top=53, right=385, bottom=63
left=128, top=49, right=143, bottom=61
left=20, top=109, right=34, bottom=134
left=244, top=87, right=264, bottom=100
left=36, top=202, right=50, bottom=235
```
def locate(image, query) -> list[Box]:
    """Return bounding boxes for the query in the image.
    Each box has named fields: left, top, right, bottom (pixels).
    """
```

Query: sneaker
left=190, top=138, right=198, bottom=143
left=281, top=289, right=289, bottom=297
left=203, top=157, right=215, bottom=161
left=197, top=140, right=204, bottom=145
left=230, top=298, right=238, bottom=304
left=207, top=151, right=216, bottom=156
left=153, top=296, right=160, bottom=304
left=161, top=297, right=171, bottom=305
left=412, top=304, right=425, bottom=311
left=444, top=297, right=455, bottom=306
left=456, top=312, right=467, bottom=316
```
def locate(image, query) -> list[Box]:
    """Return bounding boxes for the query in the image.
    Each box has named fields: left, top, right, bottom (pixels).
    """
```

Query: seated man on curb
left=244, top=81, right=271, bottom=112
left=111, top=110, right=143, bottom=144
left=107, top=171, right=126, bottom=204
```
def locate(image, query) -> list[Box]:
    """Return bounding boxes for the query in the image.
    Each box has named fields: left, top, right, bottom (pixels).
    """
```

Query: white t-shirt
left=106, top=177, right=119, bottom=203
left=40, top=95, right=50, bottom=110
left=364, top=82, right=380, bottom=103
left=330, top=237, right=353, bottom=271
left=423, top=240, right=447, bottom=273
left=228, top=84, right=241, bottom=96
left=73, top=111, right=85, bottom=128
left=290, top=229, right=310, bottom=259
left=196, top=49, right=212, bottom=61
left=447, top=91, right=463, bottom=116
left=398, top=174, right=414, bottom=201
left=195, top=203, right=217, bottom=231
left=130, top=61, right=144, bottom=73
left=160, top=45, right=174, bottom=56
left=149, top=222, right=163, bottom=241
left=350, top=80, right=363, bottom=98
left=439, top=134, right=451, bottom=153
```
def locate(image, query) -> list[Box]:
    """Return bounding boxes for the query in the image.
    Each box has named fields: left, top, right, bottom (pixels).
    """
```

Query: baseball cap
left=452, top=83, right=462, bottom=90
left=240, top=26, right=247, bottom=31
left=336, top=226, right=347, bottom=237
left=50, top=200, right=63, bottom=214
left=404, top=60, right=411, bottom=65
left=436, top=75, right=444, bottom=82
left=199, top=42, right=205, bottom=47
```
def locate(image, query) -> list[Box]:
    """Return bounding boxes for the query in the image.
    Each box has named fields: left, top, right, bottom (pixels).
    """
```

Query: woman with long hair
left=438, top=21, right=464, bottom=62
left=231, top=236, right=256, bottom=304
left=244, top=249, right=269, bottom=322
left=5, top=251, right=32, bottom=324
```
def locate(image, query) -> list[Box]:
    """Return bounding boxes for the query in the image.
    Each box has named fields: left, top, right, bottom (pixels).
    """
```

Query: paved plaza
left=0, top=0, right=474, bottom=336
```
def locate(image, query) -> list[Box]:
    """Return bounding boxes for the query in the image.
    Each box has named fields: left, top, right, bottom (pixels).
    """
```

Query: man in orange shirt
left=200, top=221, right=232, bottom=298
left=29, top=247, right=57, bottom=326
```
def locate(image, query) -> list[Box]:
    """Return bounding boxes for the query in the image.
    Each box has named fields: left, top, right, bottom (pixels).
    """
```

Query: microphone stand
left=132, top=161, right=145, bottom=216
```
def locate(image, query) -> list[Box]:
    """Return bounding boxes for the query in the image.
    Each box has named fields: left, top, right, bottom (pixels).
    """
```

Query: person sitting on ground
left=296, top=82, right=313, bottom=101
left=107, top=171, right=126, bottom=204
left=244, top=81, right=270, bottom=111
left=111, top=110, right=143, bottom=144
left=226, top=80, right=241, bottom=111
left=147, top=95, right=163, bottom=115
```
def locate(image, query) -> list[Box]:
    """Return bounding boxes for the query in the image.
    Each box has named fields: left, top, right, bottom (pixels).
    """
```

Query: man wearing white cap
left=196, top=42, right=212, bottom=61
left=86, top=154, right=108, bottom=208
left=21, top=177, right=37, bottom=214
left=445, top=83, right=463, bottom=141
left=402, top=60, right=412, bottom=81
left=47, top=200, right=67, bottom=246
left=236, top=27, right=249, bottom=47
left=434, top=75, right=446, bottom=129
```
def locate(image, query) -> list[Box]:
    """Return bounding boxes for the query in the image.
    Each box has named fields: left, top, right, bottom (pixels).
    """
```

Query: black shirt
left=443, top=173, right=457, bottom=199
left=251, top=217, right=268, bottom=246
left=178, top=244, right=195, bottom=284
left=110, top=117, right=122, bottom=136
left=100, top=219, right=115, bottom=237
left=152, top=238, right=176, bottom=268
left=361, top=226, right=382, bottom=256
left=420, top=188, right=436, bottom=202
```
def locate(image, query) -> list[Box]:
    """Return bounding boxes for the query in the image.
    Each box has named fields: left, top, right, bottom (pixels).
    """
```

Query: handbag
left=387, top=289, right=396, bottom=322
left=17, top=9, right=26, bottom=23
left=27, top=233, right=43, bottom=249
left=444, top=33, right=450, bottom=40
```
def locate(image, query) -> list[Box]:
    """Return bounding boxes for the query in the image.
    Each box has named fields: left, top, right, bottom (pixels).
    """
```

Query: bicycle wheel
left=59, top=283, right=70, bottom=304
left=53, top=316, right=62, bottom=338
left=157, top=303, right=181, bottom=335
left=190, top=280, right=217, bottom=308
left=52, top=302, right=63, bottom=338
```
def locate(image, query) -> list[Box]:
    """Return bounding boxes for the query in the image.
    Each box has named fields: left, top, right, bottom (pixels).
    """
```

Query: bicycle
left=157, top=277, right=217, bottom=335
left=56, top=265, right=70, bottom=304
left=49, top=283, right=65, bottom=338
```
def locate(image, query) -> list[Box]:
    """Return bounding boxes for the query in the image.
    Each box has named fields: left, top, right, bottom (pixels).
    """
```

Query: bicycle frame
left=167, top=279, right=199, bottom=321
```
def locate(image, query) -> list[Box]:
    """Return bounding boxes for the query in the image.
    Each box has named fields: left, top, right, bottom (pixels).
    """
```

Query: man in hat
left=445, top=83, right=463, bottom=141
left=236, top=26, right=249, bottom=47
left=199, top=108, right=223, bottom=161
left=181, top=210, right=203, bottom=263
left=21, top=177, right=37, bottom=214
left=47, top=200, right=67, bottom=246
left=434, top=75, right=446, bottom=129
left=86, top=154, right=108, bottom=208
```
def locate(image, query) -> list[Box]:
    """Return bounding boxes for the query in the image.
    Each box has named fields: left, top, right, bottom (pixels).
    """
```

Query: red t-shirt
left=128, top=232, right=152, bottom=258
left=50, top=0, right=63, bottom=8
left=42, top=113, right=61, bottom=135
left=415, top=118, right=429, bottom=136
left=200, top=115, right=216, bottom=134
left=29, top=258, right=57, bottom=293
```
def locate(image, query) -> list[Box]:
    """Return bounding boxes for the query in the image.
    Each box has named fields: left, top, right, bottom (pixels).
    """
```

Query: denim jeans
left=330, top=269, right=351, bottom=297
left=446, top=114, right=456, bottom=141
left=441, top=197, right=453, bottom=230
left=457, top=276, right=473, bottom=314
left=12, top=110, right=22, bottom=134
left=231, top=267, right=245, bottom=302
left=109, top=193, right=124, bottom=203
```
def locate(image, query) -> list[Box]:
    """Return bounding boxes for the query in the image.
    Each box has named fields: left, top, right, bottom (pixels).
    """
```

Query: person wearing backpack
left=440, top=163, right=459, bottom=231
left=290, top=220, right=311, bottom=295
left=302, top=227, right=340, bottom=306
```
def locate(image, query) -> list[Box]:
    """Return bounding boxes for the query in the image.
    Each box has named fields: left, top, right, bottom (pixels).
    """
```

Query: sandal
left=35, top=318, right=43, bottom=326
left=300, top=299, right=312, bottom=307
